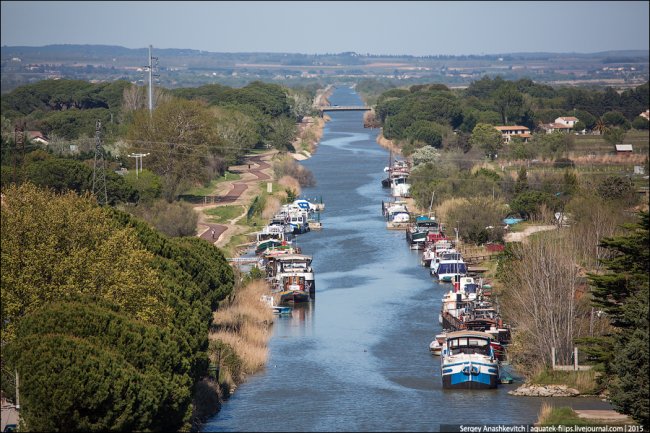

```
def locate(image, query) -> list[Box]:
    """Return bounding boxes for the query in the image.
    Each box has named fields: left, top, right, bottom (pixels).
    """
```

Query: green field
left=572, top=130, right=649, bottom=156
left=184, top=171, right=242, bottom=196
left=205, top=205, right=245, bottom=224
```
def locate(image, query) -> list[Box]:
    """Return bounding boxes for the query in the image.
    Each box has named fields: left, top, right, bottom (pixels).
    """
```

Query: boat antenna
left=428, top=190, right=435, bottom=217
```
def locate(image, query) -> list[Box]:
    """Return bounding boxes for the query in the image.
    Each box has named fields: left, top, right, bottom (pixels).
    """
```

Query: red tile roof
left=495, top=125, right=529, bottom=131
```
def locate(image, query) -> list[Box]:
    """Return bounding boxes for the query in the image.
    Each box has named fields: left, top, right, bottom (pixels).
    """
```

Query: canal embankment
left=190, top=91, right=328, bottom=430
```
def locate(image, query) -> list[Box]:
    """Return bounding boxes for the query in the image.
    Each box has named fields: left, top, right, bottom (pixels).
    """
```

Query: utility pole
left=15, top=370, right=20, bottom=410
left=145, top=45, right=159, bottom=116
left=92, top=120, right=108, bottom=205
left=128, top=153, right=150, bottom=178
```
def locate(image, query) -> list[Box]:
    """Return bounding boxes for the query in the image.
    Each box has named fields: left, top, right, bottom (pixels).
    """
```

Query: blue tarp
left=503, top=217, right=523, bottom=225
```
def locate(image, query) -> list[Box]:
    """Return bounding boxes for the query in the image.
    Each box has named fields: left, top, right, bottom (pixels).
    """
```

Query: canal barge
left=441, top=330, right=500, bottom=389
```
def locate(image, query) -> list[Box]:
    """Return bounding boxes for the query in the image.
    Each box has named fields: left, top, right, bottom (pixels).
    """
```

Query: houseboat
left=441, top=331, right=500, bottom=389
left=406, top=215, right=440, bottom=249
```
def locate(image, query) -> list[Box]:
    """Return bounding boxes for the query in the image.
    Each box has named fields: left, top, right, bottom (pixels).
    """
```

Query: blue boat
left=441, top=331, right=499, bottom=389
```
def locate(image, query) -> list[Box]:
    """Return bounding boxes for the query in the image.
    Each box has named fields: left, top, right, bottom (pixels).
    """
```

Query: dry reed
left=435, top=197, right=469, bottom=225
left=209, top=279, right=274, bottom=376
left=536, top=402, right=554, bottom=425
left=278, top=176, right=302, bottom=195
left=262, top=196, right=282, bottom=220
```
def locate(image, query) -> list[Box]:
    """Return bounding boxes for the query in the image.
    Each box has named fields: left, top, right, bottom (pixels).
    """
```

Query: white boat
left=429, top=333, right=446, bottom=356
left=390, top=175, right=411, bottom=198
left=441, top=330, right=499, bottom=389
left=384, top=201, right=411, bottom=229
left=276, top=204, right=310, bottom=234
left=431, top=253, right=467, bottom=282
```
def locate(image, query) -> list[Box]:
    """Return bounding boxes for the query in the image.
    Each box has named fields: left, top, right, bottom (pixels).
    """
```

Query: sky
left=1, top=1, right=649, bottom=56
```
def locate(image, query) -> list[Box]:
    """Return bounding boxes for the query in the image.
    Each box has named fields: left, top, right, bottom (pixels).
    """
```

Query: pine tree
left=587, top=211, right=649, bottom=427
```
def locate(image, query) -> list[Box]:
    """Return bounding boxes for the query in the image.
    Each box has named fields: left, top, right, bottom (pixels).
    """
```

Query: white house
left=555, top=116, right=579, bottom=127
left=539, top=116, right=580, bottom=134
left=494, top=125, right=531, bottom=143
left=640, top=110, right=649, bottom=121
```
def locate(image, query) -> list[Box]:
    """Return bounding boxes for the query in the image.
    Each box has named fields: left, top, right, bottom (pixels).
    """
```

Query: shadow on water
left=202, top=87, right=612, bottom=432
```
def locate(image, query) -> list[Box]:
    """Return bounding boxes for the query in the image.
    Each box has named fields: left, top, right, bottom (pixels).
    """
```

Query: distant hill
left=2, top=44, right=648, bottom=63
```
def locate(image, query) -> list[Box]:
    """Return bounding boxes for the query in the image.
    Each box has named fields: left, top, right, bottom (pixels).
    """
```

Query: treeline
left=1, top=78, right=318, bottom=231
left=1, top=183, right=235, bottom=431
left=374, top=78, right=648, bottom=151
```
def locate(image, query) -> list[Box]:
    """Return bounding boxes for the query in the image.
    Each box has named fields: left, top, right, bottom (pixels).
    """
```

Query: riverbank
left=190, top=94, right=328, bottom=430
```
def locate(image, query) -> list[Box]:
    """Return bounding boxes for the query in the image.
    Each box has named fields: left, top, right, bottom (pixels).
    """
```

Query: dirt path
left=504, top=225, right=557, bottom=242
left=195, top=151, right=276, bottom=249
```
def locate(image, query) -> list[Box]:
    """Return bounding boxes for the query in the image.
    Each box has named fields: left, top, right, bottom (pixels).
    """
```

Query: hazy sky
left=2, top=1, right=649, bottom=55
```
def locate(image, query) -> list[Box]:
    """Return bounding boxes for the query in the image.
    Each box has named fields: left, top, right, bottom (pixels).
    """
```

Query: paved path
left=574, top=409, right=632, bottom=422
left=504, top=225, right=557, bottom=242
left=196, top=151, right=275, bottom=246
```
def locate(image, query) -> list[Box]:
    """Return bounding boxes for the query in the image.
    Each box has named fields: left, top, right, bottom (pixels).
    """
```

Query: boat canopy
left=437, top=262, right=467, bottom=275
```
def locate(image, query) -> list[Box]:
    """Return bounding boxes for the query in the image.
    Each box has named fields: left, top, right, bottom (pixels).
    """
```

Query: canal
left=203, top=86, right=609, bottom=432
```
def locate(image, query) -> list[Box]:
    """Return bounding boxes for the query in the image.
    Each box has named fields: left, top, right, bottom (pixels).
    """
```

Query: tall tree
left=126, top=98, right=216, bottom=201
left=469, top=123, right=503, bottom=159
left=0, top=183, right=171, bottom=341
left=588, top=212, right=649, bottom=427
left=494, top=83, right=524, bottom=125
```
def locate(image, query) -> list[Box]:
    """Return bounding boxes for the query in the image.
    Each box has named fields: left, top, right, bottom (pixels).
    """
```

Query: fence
left=551, top=347, right=593, bottom=371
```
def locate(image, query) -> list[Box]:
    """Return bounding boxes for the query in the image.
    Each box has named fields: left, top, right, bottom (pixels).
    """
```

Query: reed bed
left=435, top=197, right=469, bottom=225
left=536, top=402, right=554, bottom=425
left=278, top=175, right=302, bottom=196
left=209, top=279, right=274, bottom=379
left=262, top=196, right=282, bottom=220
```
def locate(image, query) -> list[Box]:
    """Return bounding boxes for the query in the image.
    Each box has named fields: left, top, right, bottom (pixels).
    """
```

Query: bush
left=6, top=301, right=193, bottom=432
left=554, top=158, right=575, bottom=169
left=272, top=154, right=315, bottom=187
left=127, top=199, right=198, bottom=237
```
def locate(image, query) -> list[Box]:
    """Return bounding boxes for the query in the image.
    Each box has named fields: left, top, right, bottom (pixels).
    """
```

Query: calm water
left=203, top=86, right=610, bottom=432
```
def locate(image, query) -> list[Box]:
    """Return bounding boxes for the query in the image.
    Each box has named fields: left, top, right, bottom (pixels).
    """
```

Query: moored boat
left=441, top=330, right=499, bottom=389
left=406, top=215, right=440, bottom=249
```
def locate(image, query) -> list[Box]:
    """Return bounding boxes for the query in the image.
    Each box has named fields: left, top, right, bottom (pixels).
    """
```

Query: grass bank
left=529, top=368, right=599, bottom=394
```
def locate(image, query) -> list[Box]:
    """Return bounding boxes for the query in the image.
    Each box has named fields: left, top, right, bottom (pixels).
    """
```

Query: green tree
left=405, top=120, right=444, bottom=148
left=122, top=168, right=162, bottom=203
left=469, top=123, right=503, bottom=159
left=514, top=166, right=528, bottom=194
left=596, top=175, right=636, bottom=204
left=6, top=300, right=193, bottom=431
left=266, top=116, right=297, bottom=152
left=632, top=116, right=649, bottom=130
left=510, top=190, right=560, bottom=221
left=0, top=183, right=171, bottom=340
left=493, top=83, right=524, bottom=124
left=602, top=111, right=631, bottom=130
left=126, top=98, right=215, bottom=201
left=603, top=127, right=626, bottom=145
left=587, top=212, right=649, bottom=427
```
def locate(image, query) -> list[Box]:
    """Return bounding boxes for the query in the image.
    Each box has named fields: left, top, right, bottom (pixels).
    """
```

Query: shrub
left=272, top=154, right=315, bottom=187
left=554, top=158, right=575, bottom=169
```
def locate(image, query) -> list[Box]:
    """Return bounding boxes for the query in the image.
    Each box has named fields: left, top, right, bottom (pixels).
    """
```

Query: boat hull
left=280, top=290, right=310, bottom=304
left=441, top=361, right=499, bottom=389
